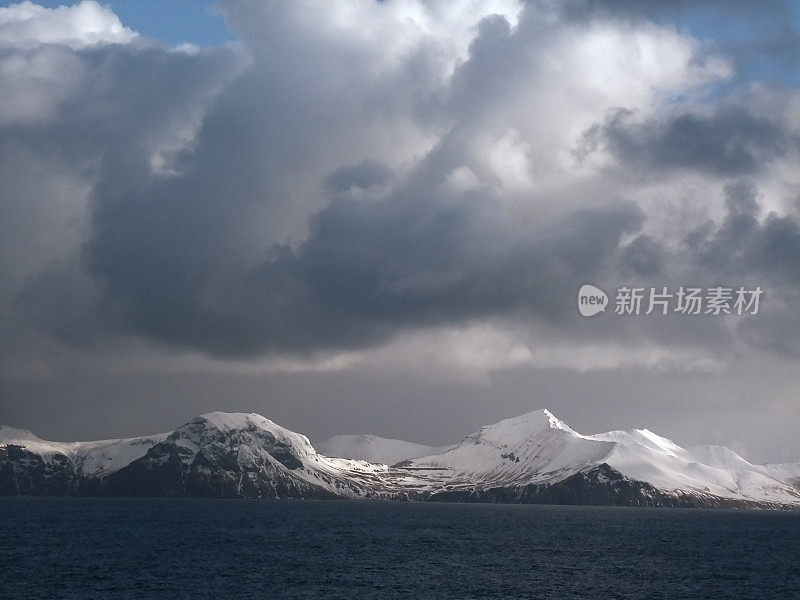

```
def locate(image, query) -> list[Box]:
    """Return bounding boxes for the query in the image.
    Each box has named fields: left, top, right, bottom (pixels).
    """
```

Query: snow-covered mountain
left=97, top=412, right=412, bottom=499
left=2, top=409, right=799, bottom=508
left=0, top=426, right=168, bottom=476
left=0, top=414, right=413, bottom=499
left=398, top=410, right=611, bottom=488
left=319, top=434, right=445, bottom=465
left=399, top=410, right=800, bottom=507
left=0, top=425, right=167, bottom=495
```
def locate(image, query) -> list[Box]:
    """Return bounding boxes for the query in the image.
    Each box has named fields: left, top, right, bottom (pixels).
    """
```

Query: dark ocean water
left=1, top=499, right=798, bottom=600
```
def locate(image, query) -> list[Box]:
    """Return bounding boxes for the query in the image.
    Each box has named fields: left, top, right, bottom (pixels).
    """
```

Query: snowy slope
left=592, top=430, right=800, bottom=505
left=760, top=463, right=800, bottom=490
left=399, top=410, right=613, bottom=489
left=0, top=425, right=167, bottom=476
left=99, top=412, right=410, bottom=499
left=398, top=410, right=800, bottom=506
left=320, top=434, right=445, bottom=465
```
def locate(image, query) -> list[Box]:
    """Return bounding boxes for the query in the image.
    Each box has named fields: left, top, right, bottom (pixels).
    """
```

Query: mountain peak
left=187, top=411, right=317, bottom=460
left=0, top=426, right=44, bottom=443
left=196, top=411, right=276, bottom=432
left=193, top=411, right=307, bottom=440
left=541, top=409, right=572, bottom=431
left=472, top=409, right=577, bottom=444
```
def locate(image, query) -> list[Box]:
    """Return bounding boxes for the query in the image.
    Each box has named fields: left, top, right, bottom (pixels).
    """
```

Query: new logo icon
left=578, top=284, right=608, bottom=317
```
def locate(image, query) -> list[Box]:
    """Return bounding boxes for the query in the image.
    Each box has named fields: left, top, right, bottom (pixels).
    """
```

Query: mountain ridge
left=2, top=409, right=798, bottom=508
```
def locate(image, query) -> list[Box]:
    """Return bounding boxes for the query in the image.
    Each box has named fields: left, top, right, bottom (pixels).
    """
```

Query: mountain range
left=2, top=409, right=799, bottom=508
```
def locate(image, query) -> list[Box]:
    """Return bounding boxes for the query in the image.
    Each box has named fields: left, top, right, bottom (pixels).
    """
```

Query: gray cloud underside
left=585, top=106, right=795, bottom=176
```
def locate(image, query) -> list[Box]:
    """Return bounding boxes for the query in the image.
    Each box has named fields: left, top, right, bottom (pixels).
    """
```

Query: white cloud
left=440, top=13, right=733, bottom=201
left=0, top=1, right=140, bottom=124
left=0, top=0, right=137, bottom=49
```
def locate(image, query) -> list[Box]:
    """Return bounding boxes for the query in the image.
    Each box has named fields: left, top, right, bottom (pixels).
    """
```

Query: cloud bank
left=2, top=0, right=800, bottom=379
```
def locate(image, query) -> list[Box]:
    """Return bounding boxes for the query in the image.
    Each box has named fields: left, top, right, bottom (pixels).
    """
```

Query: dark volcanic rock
left=93, top=415, right=340, bottom=499
left=0, top=445, right=81, bottom=496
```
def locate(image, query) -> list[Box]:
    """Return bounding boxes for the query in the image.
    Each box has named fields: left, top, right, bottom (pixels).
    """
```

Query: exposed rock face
left=95, top=415, right=342, bottom=499
left=0, top=444, right=81, bottom=496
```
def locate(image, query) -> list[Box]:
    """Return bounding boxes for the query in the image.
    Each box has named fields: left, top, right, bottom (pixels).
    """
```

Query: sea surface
left=1, top=498, right=798, bottom=599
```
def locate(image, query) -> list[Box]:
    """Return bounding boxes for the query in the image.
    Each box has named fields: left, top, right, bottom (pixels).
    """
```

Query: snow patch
left=320, top=434, right=445, bottom=465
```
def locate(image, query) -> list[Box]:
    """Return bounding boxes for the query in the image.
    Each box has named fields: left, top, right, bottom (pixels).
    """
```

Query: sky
left=0, top=0, right=798, bottom=463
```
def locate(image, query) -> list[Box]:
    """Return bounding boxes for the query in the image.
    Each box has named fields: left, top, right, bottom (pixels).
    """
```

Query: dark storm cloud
left=666, top=181, right=800, bottom=357
left=10, top=1, right=656, bottom=359
left=686, top=187, right=800, bottom=285
left=75, top=167, right=643, bottom=355
left=618, top=235, right=664, bottom=277
left=14, top=256, right=101, bottom=347
left=0, top=37, right=245, bottom=358
left=738, top=309, right=800, bottom=358
left=324, top=161, right=393, bottom=194
left=5, top=0, right=800, bottom=366
left=723, top=179, right=760, bottom=216
left=0, top=42, right=241, bottom=166
left=586, top=106, right=792, bottom=176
